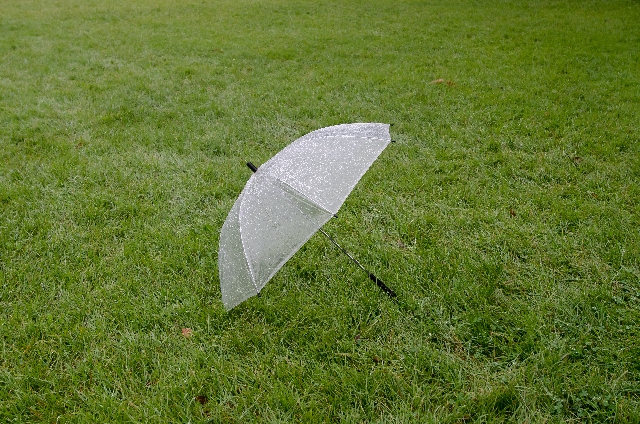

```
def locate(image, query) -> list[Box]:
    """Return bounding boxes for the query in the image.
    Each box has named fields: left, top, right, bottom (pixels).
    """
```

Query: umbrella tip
left=247, top=162, right=258, bottom=173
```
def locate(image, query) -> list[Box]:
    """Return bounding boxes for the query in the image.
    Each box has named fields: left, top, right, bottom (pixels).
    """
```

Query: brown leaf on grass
left=181, top=328, right=193, bottom=338
left=372, top=355, right=381, bottom=363
left=509, top=209, right=516, bottom=217
left=195, top=395, right=208, bottom=405
left=430, top=78, right=456, bottom=86
left=28, top=408, right=42, bottom=419
left=572, top=156, right=583, bottom=164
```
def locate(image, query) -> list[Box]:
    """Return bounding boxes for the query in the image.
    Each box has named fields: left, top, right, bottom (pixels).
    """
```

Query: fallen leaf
left=572, top=156, right=583, bottom=164
left=355, top=334, right=361, bottom=341
left=195, top=395, right=208, bottom=405
left=372, top=355, right=381, bottom=363
left=28, top=408, right=42, bottom=419
left=509, top=209, right=516, bottom=217
left=181, top=328, right=193, bottom=338
left=430, top=78, right=455, bottom=86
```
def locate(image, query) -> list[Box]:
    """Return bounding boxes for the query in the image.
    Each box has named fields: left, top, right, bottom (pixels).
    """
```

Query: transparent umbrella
left=218, top=123, right=396, bottom=310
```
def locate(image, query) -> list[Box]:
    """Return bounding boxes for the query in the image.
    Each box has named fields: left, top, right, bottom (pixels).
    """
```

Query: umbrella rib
left=236, top=187, right=261, bottom=296
left=271, top=176, right=336, bottom=217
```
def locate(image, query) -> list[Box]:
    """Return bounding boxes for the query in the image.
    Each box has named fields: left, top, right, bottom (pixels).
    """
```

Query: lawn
left=1, top=0, right=639, bottom=421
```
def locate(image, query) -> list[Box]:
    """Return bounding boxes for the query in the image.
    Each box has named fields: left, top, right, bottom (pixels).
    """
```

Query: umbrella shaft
left=318, top=228, right=368, bottom=273
left=318, top=228, right=397, bottom=298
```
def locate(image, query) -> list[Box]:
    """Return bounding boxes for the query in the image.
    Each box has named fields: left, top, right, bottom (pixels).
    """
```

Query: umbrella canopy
left=219, top=123, right=392, bottom=310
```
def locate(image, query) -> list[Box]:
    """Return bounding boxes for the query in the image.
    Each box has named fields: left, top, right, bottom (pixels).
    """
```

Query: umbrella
left=219, top=123, right=396, bottom=310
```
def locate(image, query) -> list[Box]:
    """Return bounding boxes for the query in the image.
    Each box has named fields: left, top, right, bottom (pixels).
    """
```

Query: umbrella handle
left=318, top=228, right=397, bottom=299
left=369, top=273, right=397, bottom=298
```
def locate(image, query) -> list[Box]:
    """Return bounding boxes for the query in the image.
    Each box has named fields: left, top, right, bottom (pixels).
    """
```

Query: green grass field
left=1, top=0, right=639, bottom=421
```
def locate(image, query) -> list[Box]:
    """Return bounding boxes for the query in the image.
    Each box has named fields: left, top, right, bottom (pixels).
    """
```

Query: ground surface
left=1, top=0, right=639, bottom=422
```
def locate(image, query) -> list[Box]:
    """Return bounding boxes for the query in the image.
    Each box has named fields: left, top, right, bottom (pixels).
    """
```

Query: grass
left=1, top=0, right=639, bottom=421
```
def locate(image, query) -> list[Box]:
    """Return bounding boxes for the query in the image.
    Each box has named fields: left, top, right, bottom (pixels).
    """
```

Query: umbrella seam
left=270, top=175, right=335, bottom=217
left=236, top=184, right=261, bottom=296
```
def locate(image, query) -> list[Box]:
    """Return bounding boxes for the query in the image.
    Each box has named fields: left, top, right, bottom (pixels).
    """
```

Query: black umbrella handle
left=318, top=229, right=397, bottom=299
left=369, top=273, right=397, bottom=298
